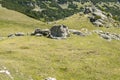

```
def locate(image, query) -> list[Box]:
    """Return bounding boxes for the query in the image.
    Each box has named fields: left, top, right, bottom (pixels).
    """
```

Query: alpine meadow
left=0, top=0, right=120, bottom=80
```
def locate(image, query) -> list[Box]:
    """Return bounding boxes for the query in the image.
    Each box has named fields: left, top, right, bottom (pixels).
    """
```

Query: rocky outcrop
left=93, top=30, right=120, bottom=41
left=49, top=25, right=70, bottom=39
left=5, top=25, right=120, bottom=41
left=84, top=6, right=119, bottom=28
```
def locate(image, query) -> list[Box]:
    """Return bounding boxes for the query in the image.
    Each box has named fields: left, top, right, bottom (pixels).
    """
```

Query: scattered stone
left=15, top=32, right=25, bottom=36
left=84, top=6, right=119, bottom=28
left=45, top=77, right=56, bottom=80
left=35, top=33, right=43, bottom=37
left=92, top=12, right=107, bottom=20
left=31, top=28, right=41, bottom=36
left=84, top=7, right=93, bottom=14
left=92, top=30, right=103, bottom=34
left=31, top=28, right=50, bottom=37
left=8, top=32, right=25, bottom=38
left=93, top=21, right=104, bottom=27
left=41, top=29, right=50, bottom=36
left=49, top=24, right=70, bottom=39
left=93, top=30, right=120, bottom=41
left=0, top=66, right=14, bottom=80
left=69, top=29, right=85, bottom=36
left=8, top=34, right=15, bottom=38
left=99, top=33, right=112, bottom=41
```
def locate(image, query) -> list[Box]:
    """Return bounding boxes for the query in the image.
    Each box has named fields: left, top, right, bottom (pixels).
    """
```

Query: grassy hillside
left=0, top=6, right=49, bottom=36
left=0, top=6, right=120, bottom=80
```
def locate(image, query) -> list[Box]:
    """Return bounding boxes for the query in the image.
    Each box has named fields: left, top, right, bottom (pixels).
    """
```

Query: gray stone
left=33, top=28, right=41, bottom=35
left=8, top=34, right=15, bottom=38
left=31, top=28, right=50, bottom=37
left=99, top=33, right=111, bottom=41
left=84, top=7, right=93, bottom=14
left=69, top=29, right=85, bottom=36
left=93, top=21, right=104, bottom=27
left=92, top=12, right=107, bottom=20
left=73, top=31, right=85, bottom=36
left=15, top=32, right=25, bottom=36
left=41, top=29, right=50, bottom=36
left=35, top=33, right=43, bottom=37
left=50, top=24, right=70, bottom=39
left=93, top=30, right=103, bottom=34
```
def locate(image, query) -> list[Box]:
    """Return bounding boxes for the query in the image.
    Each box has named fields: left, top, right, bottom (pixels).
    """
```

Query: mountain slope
left=0, top=3, right=120, bottom=80
left=1, top=0, right=120, bottom=21
left=0, top=6, right=48, bottom=36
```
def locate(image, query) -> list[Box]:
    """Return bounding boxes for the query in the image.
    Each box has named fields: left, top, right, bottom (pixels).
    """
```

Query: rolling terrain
left=0, top=5, right=120, bottom=80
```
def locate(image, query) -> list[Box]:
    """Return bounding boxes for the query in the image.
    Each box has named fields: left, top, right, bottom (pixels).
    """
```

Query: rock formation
left=49, top=24, right=70, bottom=39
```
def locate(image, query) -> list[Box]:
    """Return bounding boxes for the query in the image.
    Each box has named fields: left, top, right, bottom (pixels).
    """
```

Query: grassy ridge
left=0, top=6, right=120, bottom=80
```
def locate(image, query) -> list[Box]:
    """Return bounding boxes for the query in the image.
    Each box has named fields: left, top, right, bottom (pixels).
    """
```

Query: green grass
left=0, top=6, right=50, bottom=36
left=0, top=6, right=120, bottom=80
left=0, top=36, right=120, bottom=80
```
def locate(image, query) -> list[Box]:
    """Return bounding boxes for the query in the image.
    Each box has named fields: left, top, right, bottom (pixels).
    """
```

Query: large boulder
left=49, top=25, right=70, bottom=39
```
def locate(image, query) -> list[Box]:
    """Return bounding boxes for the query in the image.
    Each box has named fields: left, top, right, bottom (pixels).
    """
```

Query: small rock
left=35, top=33, right=43, bottom=37
left=15, top=32, right=25, bottom=36
left=93, top=21, right=104, bottom=27
left=99, top=33, right=111, bottom=41
left=8, top=34, right=15, bottom=38
left=31, top=28, right=50, bottom=37
left=73, top=31, right=85, bottom=36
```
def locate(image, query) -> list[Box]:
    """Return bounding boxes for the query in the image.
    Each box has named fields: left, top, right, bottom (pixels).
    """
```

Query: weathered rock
left=89, top=16, right=96, bottom=22
left=31, top=28, right=50, bottom=37
left=92, top=12, right=107, bottom=20
left=69, top=29, right=85, bottom=36
left=50, top=24, right=70, bottom=39
left=31, top=28, right=41, bottom=35
left=15, top=32, right=25, bottom=36
left=84, top=7, right=93, bottom=14
left=41, top=29, right=50, bottom=36
left=94, top=30, right=120, bottom=41
left=93, top=30, right=103, bottom=34
left=8, top=34, right=15, bottom=38
left=35, top=33, right=43, bottom=37
left=85, top=6, right=118, bottom=28
left=99, top=33, right=112, bottom=41
left=93, top=21, right=104, bottom=27
left=45, top=77, right=56, bottom=80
